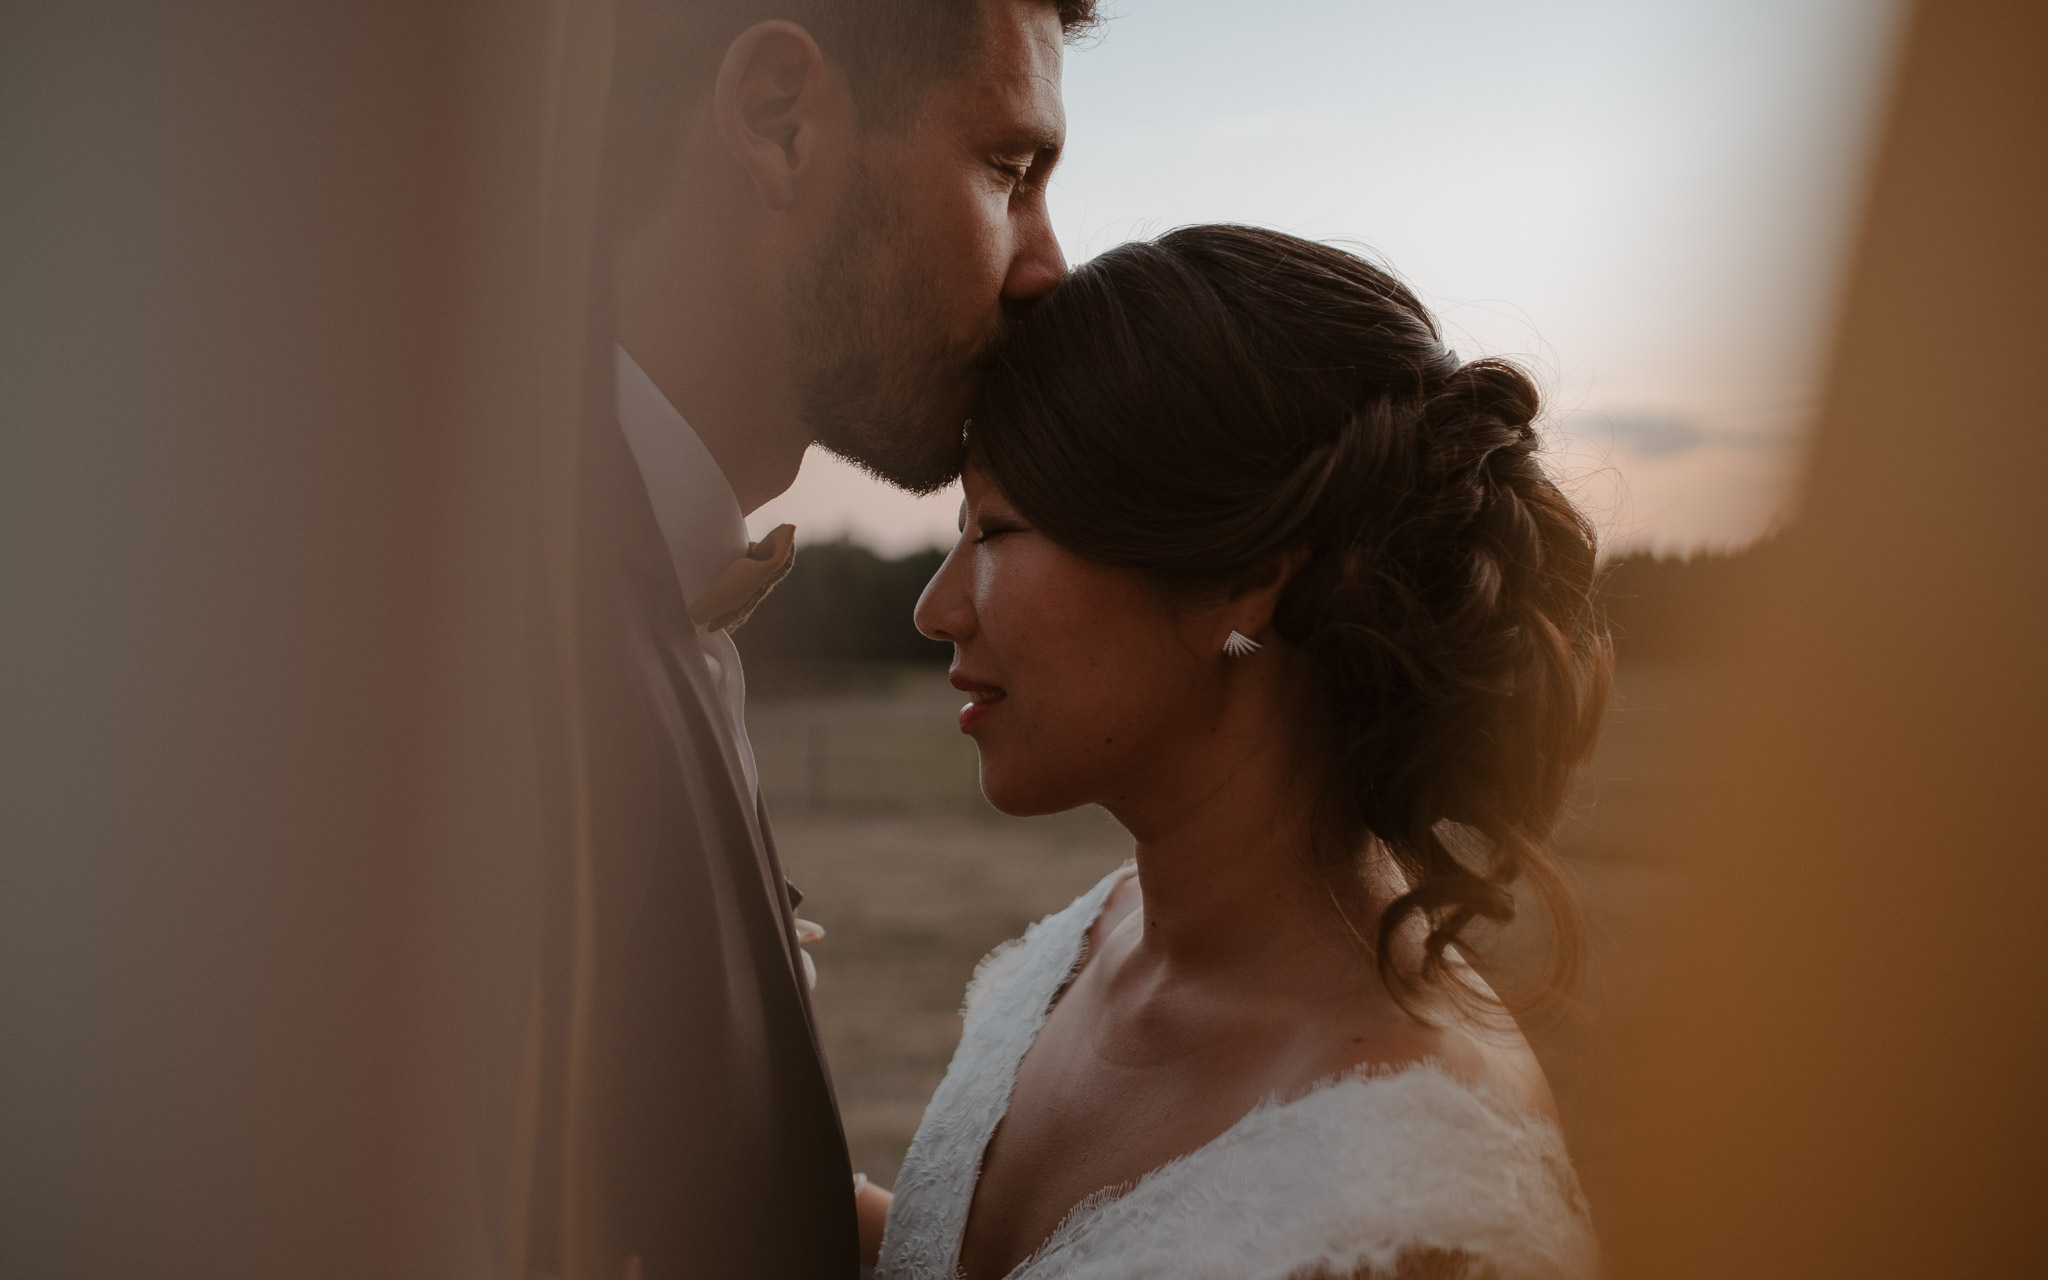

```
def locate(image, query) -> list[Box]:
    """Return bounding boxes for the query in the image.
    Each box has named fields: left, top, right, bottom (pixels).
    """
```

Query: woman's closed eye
left=971, top=517, right=1031, bottom=544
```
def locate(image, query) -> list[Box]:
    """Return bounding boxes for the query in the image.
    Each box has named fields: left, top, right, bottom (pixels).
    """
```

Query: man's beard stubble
left=783, top=163, right=998, bottom=495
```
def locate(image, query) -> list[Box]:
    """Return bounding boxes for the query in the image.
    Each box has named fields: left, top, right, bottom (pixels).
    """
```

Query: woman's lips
left=949, top=673, right=1007, bottom=734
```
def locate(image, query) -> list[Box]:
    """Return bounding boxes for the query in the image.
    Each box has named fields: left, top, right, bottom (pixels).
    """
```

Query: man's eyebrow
left=992, top=111, right=1065, bottom=161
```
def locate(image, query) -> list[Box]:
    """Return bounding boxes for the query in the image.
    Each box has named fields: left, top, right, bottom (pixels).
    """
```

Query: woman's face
left=914, top=461, right=1230, bottom=817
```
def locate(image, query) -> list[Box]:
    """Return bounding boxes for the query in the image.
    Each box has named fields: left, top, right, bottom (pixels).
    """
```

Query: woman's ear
left=711, top=21, right=846, bottom=210
left=1224, top=547, right=1313, bottom=642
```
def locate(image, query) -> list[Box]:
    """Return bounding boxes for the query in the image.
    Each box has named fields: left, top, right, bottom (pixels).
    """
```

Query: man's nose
left=1000, top=213, right=1067, bottom=303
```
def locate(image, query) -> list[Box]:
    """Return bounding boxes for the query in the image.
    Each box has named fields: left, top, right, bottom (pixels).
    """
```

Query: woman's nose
left=914, top=543, right=975, bottom=645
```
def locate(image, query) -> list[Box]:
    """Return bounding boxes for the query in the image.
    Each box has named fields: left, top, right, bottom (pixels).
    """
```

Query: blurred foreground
left=5, top=1, right=2041, bottom=1272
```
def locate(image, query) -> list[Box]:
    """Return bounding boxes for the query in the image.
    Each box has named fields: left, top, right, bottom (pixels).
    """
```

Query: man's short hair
left=609, top=0, right=1100, bottom=224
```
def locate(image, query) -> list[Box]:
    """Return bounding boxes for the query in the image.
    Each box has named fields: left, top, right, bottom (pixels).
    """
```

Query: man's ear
left=711, top=21, right=844, bottom=211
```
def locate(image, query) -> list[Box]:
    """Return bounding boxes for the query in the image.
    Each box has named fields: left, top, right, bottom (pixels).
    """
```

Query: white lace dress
left=875, top=868, right=1599, bottom=1280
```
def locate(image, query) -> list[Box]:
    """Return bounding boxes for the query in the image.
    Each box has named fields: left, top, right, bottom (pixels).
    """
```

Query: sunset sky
left=751, top=0, right=1908, bottom=558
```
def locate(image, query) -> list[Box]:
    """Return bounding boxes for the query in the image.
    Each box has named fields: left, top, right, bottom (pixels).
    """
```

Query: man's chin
left=819, top=426, right=967, bottom=495
left=801, top=354, right=981, bottom=491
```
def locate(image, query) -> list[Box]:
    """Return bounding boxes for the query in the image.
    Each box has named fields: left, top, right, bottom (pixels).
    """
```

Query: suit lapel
left=552, top=407, right=855, bottom=1277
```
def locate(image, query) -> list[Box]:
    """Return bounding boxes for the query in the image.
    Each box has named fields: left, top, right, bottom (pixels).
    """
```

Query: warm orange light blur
left=1584, top=2, right=2048, bottom=1275
left=5, top=1, right=2043, bottom=1275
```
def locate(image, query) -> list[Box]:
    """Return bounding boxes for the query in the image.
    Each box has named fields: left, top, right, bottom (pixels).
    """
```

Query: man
left=550, top=2, right=1095, bottom=1276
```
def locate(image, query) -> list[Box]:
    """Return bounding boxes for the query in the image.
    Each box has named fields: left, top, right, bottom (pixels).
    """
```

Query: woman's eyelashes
left=972, top=519, right=1027, bottom=545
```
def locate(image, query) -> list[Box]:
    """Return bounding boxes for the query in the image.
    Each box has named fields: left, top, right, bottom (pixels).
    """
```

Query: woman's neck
left=1104, top=710, right=1382, bottom=984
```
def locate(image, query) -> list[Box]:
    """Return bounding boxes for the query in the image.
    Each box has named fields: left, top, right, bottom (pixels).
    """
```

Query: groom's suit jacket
left=557, top=366, right=858, bottom=1279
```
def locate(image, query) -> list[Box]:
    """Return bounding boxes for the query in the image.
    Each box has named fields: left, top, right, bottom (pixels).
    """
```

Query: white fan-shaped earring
left=1222, top=630, right=1263, bottom=658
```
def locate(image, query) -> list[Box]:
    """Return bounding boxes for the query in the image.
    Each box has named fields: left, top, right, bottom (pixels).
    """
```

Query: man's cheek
left=938, top=189, right=1010, bottom=269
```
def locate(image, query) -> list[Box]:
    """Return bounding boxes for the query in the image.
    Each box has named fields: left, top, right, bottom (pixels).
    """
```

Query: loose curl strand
left=972, top=224, right=1613, bottom=1015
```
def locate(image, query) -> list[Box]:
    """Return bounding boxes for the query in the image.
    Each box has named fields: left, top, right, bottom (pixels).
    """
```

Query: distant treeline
left=738, top=541, right=953, bottom=665
left=737, top=537, right=1780, bottom=667
left=1599, top=538, right=1784, bottom=664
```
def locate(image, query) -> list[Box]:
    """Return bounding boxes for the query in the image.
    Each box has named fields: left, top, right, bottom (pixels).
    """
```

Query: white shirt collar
left=613, top=343, right=749, bottom=606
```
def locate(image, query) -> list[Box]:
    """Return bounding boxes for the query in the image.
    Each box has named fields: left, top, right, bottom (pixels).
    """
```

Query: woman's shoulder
left=1280, top=1061, right=1573, bottom=1176
left=1043, top=1064, right=1595, bottom=1280
left=1277, top=922, right=1559, bottom=1124
left=1348, top=1000, right=1561, bottom=1126
left=1247, top=1064, right=1595, bottom=1277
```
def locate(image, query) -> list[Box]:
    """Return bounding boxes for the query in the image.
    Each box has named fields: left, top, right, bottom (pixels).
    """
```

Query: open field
left=750, top=663, right=1698, bottom=1197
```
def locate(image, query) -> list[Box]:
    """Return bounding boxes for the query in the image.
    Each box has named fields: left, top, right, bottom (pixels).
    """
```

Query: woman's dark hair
left=972, top=224, right=1612, bottom=1010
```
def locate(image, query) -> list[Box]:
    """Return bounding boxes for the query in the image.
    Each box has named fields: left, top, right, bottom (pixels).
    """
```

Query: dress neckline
left=954, top=864, right=1550, bottom=1280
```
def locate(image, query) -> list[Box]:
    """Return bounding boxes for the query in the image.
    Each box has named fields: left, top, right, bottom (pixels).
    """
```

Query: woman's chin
left=975, top=765, right=1082, bottom=819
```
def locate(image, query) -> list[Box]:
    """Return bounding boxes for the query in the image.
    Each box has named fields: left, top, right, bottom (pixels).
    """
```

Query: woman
left=862, top=225, right=1609, bottom=1280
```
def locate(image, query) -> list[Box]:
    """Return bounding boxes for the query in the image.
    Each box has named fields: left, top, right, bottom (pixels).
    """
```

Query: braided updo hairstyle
left=971, top=224, right=1612, bottom=1009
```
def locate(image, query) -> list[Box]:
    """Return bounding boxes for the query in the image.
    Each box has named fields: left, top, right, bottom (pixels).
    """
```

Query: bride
left=856, top=224, right=1610, bottom=1280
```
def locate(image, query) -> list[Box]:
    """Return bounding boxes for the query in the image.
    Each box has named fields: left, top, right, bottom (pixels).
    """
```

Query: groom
left=564, top=1, right=1091, bottom=1276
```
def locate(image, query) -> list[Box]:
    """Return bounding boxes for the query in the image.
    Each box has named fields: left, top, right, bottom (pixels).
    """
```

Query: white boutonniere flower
left=794, top=917, right=824, bottom=990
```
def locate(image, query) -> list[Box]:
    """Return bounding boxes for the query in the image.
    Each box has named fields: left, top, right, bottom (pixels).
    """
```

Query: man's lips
left=949, top=671, right=1006, bottom=733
